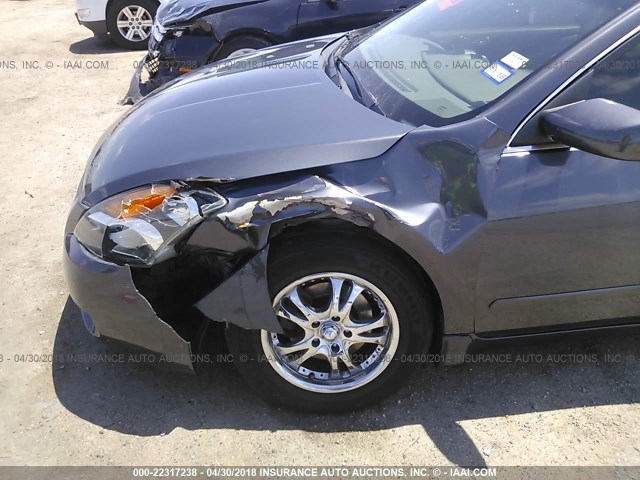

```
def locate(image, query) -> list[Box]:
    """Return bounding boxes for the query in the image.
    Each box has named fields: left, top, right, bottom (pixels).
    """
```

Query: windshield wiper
left=335, top=55, right=383, bottom=114
left=336, top=57, right=363, bottom=101
left=340, top=24, right=380, bottom=54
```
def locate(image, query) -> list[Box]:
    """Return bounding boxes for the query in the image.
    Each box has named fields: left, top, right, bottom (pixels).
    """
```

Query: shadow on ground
left=69, top=35, right=126, bottom=55
left=53, top=298, right=640, bottom=466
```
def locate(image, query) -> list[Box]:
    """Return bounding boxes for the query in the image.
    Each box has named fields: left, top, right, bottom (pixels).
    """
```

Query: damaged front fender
left=188, top=177, right=380, bottom=334
left=187, top=173, right=441, bottom=334
left=188, top=119, right=507, bottom=337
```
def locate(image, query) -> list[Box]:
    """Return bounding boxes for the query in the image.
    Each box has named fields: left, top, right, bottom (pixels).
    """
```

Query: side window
left=588, top=39, right=640, bottom=110
left=512, top=34, right=640, bottom=147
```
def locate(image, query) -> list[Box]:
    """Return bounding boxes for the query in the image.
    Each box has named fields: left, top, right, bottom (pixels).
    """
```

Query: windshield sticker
left=482, top=62, right=513, bottom=84
left=501, top=51, right=530, bottom=70
left=437, top=0, right=464, bottom=11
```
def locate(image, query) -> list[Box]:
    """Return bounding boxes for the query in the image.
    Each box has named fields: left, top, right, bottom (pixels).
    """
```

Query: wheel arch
left=212, top=29, right=278, bottom=61
left=105, top=0, right=160, bottom=19
left=267, top=218, right=445, bottom=354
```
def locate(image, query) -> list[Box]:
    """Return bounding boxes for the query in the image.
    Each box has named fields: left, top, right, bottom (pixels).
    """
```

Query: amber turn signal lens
left=115, top=186, right=177, bottom=218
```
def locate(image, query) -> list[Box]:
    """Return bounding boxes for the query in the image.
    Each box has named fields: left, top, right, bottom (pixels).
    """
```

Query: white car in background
left=75, top=0, right=161, bottom=49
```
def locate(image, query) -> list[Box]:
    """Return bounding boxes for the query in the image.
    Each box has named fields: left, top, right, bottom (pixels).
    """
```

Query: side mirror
left=540, top=98, right=640, bottom=161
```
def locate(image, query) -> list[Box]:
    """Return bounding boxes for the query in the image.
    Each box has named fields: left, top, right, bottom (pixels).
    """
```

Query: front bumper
left=121, top=33, right=221, bottom=104
left=120, top=53, right=188, bottom=105
left=63, top=198, right=283, bottom=370
left=63, top=233, right=196, bottom=372
left=120, top=54, right=155, bottom=105
left=75, top=14, right=108, bottom=35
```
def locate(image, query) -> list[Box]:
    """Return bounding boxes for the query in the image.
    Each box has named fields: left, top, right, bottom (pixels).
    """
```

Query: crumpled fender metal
left=191, top=117, right=508, bottom=337
left=188, top=172, right=450, bottom=334
left=194, top=246, right=283, bottom=333
left=191, top=172, right=443, bottom=334
left=189, top=176, right=376, bottom=333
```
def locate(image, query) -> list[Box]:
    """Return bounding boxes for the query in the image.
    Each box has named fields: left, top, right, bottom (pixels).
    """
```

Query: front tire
left=106, top=0, right=157, bottom=50
left=226, top=232, right=432, bottom=412
left=215, top=35, right=273, bottom=60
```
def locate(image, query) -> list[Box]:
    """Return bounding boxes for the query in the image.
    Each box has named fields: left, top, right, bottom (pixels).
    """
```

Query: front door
left=476, top=33, right=640, bottom=334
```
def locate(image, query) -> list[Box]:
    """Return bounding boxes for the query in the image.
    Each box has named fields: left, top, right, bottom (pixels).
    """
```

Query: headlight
left=74, top=183, right=226, bottom=265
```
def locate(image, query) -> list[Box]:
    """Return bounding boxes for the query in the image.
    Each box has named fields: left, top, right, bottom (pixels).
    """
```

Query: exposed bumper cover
left=122, top=33, right=223, bottom=104
left=64, top=226, right=284, bottom=369
left=64, top=234, right=195, bottom=371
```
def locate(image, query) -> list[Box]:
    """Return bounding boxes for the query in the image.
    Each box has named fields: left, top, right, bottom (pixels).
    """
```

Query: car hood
left=80, top=38, right=413, bottom=205
left=156, top=0, right=267, bottom=28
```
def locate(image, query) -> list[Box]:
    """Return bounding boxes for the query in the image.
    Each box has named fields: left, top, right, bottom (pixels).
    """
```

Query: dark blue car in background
left=123, top=0, right=419, bottom=102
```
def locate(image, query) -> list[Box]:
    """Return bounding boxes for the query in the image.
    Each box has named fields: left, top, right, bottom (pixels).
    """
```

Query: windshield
left=342, top=0, right=637, bottom=126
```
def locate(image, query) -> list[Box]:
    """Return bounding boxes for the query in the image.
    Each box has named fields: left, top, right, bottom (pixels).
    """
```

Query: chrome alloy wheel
left=261, top=273, right=400, bottom=393
left=116, top=5, right=153, bottom=42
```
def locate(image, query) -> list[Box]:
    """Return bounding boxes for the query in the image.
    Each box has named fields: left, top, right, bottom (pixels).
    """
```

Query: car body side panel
left=317, top=120, right=508, bottom=335
left=487, top=284, right=640, bottom=334
left=70, top=115, right=508, bottom=342
left=191, top=117, right=508, bottom=336
left=296, top=0, right=405, bottom=39
left=205, top=0, right=301, bottom=45
left=475, top=149, right=640, bottom=334
left=472, top=14, right=640, bottom=334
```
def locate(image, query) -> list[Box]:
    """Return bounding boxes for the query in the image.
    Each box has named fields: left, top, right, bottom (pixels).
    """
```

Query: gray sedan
left=65, top=0, right=640, bottom=411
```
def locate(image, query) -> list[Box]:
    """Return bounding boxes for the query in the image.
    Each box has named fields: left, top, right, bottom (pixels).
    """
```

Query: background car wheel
left=226, top=231, right=433, bottom=413
left=215, top=36, right=273, bottom=60
left=106, top=0, right=157, bottom=50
